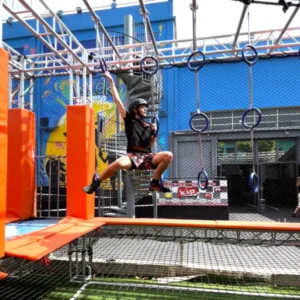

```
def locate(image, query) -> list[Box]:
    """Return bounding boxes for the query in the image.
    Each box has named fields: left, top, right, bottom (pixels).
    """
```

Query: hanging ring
left=242, top=44, right=258, bottom=65
left=198, top=169, right=208, bottom=190
left=152, top=115, right=160, bottom=135
left=187, top=51, right=206, bottom=72
left=242, top=107, right=262, bottom=129
left=250, top=171, right=259, bottom=193
left=97, top=111, right=104, bottom=133
left=140, top=56, right=159, bottom=75
left=189, top=112, right=209, bottom=132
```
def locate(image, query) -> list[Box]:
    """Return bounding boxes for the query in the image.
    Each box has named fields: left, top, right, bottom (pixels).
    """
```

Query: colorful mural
left=40, top=75, right=126, bottom=189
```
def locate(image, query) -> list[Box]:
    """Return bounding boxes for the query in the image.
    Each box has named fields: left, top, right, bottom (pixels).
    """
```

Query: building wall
left=4, top=0, right=300, bottom=190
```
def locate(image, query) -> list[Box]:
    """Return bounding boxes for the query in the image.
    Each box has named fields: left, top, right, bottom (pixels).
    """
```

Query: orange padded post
left=67, top=105, right=95, bottom=220
left=7, top=109, right=36, bottom=221
left=0, top=49, right=9, bottom=258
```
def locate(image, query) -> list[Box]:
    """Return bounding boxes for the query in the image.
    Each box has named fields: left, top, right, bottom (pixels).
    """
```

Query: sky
left=2, top=0, right=300, bottom=40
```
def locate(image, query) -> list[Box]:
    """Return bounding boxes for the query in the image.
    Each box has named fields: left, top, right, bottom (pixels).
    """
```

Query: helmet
left=127, top=98, right=148, bottom=113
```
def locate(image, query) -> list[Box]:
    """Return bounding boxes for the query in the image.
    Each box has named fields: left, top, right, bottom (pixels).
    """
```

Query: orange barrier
left=91, top=217, right=300, bottom=232
left=0, top=49, right=9, bottom=258
left=5, top=217, right=20, bottom=224
left=66, top=105, right=95, bottom=220
left=5, top=216, right=300, bottom=262
left=6, top=109, right=35, bottom=221
left=91, top=217, right=217, bottom=228
left=0, top=272, right=8, bottom=280
left=5, top=217, right=105, bottom=261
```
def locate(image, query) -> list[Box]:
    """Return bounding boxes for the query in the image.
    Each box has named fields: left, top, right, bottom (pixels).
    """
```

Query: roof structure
left=1, top=0, right=300, bottom=78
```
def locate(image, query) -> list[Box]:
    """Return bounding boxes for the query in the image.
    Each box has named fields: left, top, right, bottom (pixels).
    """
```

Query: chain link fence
left=2, top=224, right=300, bottom=300
left=31, top=53, right=300, bottom=222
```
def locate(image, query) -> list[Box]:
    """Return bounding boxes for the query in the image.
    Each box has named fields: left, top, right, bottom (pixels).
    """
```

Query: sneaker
left=293, top=213, right=296, bottom=218
left=83, top=173, right=100, bottom=194
left=149, top=180, right=172, bottom=193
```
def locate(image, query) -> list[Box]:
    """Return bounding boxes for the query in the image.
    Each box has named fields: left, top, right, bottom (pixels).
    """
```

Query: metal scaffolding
left=1, top=0, right=300, bottom=96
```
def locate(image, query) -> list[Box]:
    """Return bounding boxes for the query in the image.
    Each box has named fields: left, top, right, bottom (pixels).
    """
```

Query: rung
left=39, top=32, right=51, bottom=37
left=15, top=10, right=30, bottom=15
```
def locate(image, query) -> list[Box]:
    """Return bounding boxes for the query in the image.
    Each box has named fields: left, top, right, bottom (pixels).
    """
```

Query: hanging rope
left=241, top=7, right=261, bottom=193
left=187, top=0, right=209, bottom=190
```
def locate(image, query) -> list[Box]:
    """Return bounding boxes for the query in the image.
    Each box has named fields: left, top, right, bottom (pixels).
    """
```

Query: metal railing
left=36, top=155, right=67, bottom=218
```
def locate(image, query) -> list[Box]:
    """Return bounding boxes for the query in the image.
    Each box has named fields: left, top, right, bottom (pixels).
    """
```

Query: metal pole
left=89, top=73, right=93, bottom=107
left=138, top=0, right=159, bottom=55
left=82, top=0, right=122, bottom=59
left=76, top=75, right=80, bottom=105
left=268, top=6, right=300, bottom=54
left=126, top=171, right=135, bottom=218
left=19, top=58, right=25, bottom=109
left=124, top=15, right=133, bottom=46
left=20, top=0, right=92, bottom=72
left=190, top=0, right=198, bottom=52
left=232, top=5, right=248, bottom=49
left=116, top=78, right=122, bottom=209
left=83, top=67, right=87, bottom=105
left=29, top=78, right=34, bottom=110
left=8, top=73, right=12, bottom=109
left=70, top=70, right=74, bottom=105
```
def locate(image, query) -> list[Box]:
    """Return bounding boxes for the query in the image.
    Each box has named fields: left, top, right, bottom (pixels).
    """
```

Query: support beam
left=233, top=5, right=248, bottom=49
left=2, top=42, right=34, bottom=79
left=268, top=6, right=300, bottom=54
left=139, top=0, right=159, bottom=56
left=4, top=0, right=92, bottom=74
left=3, top=2, right=72, bottom=71
left=82, top=0, right=122, bottom=59
left=190, top=0, right=198, bottom=52
left=4, top=23, right=300, bottom=77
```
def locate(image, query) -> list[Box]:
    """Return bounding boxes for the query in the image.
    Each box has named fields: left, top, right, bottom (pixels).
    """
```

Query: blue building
left=3, top=0, right=300, bottom=211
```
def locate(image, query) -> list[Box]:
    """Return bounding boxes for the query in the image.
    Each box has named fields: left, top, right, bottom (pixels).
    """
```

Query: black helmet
left=127, top=98, right=148, bottom=113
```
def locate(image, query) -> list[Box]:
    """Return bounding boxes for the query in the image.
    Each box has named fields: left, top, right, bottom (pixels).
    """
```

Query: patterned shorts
left=127, top=152, right=157, bottom=170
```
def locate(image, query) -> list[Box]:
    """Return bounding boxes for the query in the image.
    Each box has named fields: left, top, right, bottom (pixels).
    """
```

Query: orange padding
left=67, top=105, right=95, bottom=220
left=5, top=217, right=105, bottom=261
left=5, top=216, right=300, bottom=262
left=0, top=272, right=8, bottom=280
left=5, top=217, right=20, bottom=224
left=7, top=109, right=35, bottom=220
left=91, top=217, right=300, bottom=232
left=0, top=48, right=9, bottom=258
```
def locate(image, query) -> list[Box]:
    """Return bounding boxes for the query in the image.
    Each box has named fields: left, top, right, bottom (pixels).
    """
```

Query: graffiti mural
left=40, top=75, right=126, bottom=190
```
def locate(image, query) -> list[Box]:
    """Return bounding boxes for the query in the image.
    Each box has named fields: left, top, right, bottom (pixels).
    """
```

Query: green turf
left=40, top=276, right=300, bottom=300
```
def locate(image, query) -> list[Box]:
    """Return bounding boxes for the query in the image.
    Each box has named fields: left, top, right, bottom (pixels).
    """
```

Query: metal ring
left=250, top=172, right=259, bottom=193
left=99, top=58, right=108, bottom=73
left=198, top=169, right=208, bottom=190
left=97, top=111, right=104, bottom=133
left=242, top=44, right=258, bottom=65
left=140, top=56, right=159, bottom=75
left=189, top=112, right=209, bottom=132
left=242, top=107, right=262, bottom=129
left=187, top=51, right=206, bottom=72
left=152, top=115, right=160, bottom=134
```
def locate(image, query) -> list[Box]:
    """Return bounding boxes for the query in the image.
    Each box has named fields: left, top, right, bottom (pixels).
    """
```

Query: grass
left=40, top=275, right=300, bottom=300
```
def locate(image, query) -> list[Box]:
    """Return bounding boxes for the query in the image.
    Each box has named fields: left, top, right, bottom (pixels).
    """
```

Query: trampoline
left=5, top=218, right=61, bottom=240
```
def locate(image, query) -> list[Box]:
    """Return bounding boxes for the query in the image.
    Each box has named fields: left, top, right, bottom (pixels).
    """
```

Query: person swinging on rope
left=83, top=70, right=173, bottom=194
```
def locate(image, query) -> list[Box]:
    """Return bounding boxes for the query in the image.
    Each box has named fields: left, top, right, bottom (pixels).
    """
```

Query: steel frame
left=1, top=0, right=300, bottom=89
